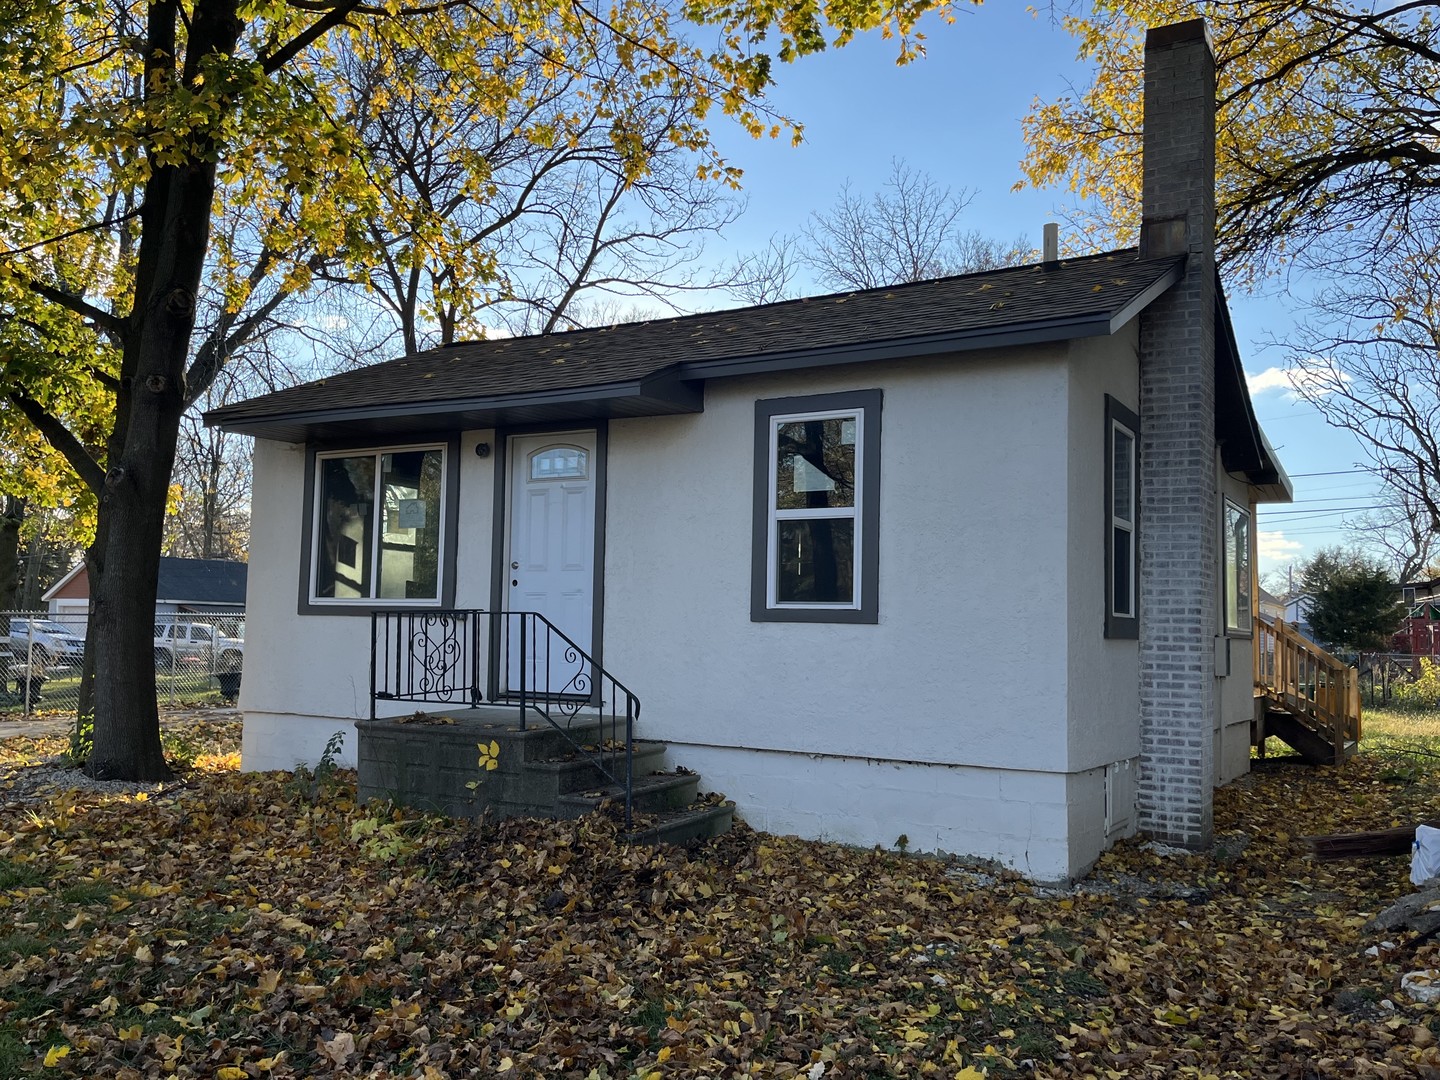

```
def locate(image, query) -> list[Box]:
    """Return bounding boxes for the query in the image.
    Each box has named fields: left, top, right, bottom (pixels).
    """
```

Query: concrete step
left=521, top=741, right=667, bottom=798
left=556, top=770, right=699, bottom=818
left=418, top=705, right=631, bottom=762
left=624, top=800, right=736, bottom=846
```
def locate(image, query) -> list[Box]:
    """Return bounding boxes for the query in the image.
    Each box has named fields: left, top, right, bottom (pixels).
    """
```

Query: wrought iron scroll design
left=369, top=608, right=639, bottom=825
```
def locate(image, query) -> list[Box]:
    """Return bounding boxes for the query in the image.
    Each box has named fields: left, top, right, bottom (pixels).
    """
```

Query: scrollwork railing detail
left=370, top=609, right=639, bottom=824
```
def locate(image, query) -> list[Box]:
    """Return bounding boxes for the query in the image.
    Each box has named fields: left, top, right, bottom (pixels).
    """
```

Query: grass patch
left=0, top=932, right=49, bottom=961
left=58, top=880, right=113, bottom=907
left=0, top=1026, right=31, bottom=1077
left=1363, top=707, right=1440, bottom=749
left=0, top=858, right=46, bottom=891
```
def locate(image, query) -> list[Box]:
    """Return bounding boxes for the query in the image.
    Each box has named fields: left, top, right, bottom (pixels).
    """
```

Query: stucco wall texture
left=238, top=339, right=1256, bottom=881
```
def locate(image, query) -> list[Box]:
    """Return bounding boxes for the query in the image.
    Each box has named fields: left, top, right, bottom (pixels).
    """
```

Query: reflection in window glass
left=1109, top=418, right=1136, bottom=620
left=378, top=450, right=444, bottom=599
left=1224, top=500, right=1252, bottom=633
left=775, top=418, right=856, bottom=510
left=1112, top=428, right=1133, bottom=522
left=777, top=519, right=855, bottom=603
left=315, top=447, right=444, bottom=601
left=530, top=447, right=588, bottom=480
left=769, top=411, right=862, bottom=607
left=317, top=456, right=376, bottom=598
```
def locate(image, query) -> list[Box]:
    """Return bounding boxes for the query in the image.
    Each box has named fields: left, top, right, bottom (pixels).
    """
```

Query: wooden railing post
left=1254, top=614, right=1363, bottom=764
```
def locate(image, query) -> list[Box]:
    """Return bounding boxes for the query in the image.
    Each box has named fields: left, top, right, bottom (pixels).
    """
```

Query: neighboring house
left=1400, top=579, right=1440, bottom=606
left=208, top=21, right=1297, bottom=880
left=1258, top=587, right=1285, bottom=623
left=1282, top=593, right=1314, bottom=636
left=1393, top=603, right=1440, bottom=656
left=44, top=557, right=248, bottom=619
left=1392, top=580, right=1440, bottom=654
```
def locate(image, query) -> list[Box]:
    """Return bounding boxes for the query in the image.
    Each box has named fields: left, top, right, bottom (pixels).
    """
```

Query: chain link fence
left=0, top=609, right=245, bottom=715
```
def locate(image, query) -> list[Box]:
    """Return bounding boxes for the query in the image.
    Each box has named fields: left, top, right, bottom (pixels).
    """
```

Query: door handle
left=511, top=561, right=519, bottom=570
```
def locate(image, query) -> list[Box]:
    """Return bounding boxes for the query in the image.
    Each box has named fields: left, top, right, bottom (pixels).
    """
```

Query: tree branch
left=6, top=391, right=107, bottom=494
left=22, top=277, right=125, bottom=339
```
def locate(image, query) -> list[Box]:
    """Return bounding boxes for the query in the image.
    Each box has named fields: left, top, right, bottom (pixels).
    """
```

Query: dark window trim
left=297, top=434, right=461, bottom=616
left=1105, top=395, right=1139, bottom=639
left=1222, top=496, right=1254, bottom=638
left=751, top=389, right=882, bottom=624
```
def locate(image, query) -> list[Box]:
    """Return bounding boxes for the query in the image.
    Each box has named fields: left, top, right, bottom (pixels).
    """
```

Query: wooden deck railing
left=1255, top=616, right=1361, bottom=761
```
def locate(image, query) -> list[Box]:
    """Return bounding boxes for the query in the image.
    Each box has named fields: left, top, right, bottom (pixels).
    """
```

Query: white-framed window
left=308, top=443, right=449, bottom=605
left=1223, top=498, right=1253, bottom=634
left=752, top=390, right=882, bottom=624
left=1105, top=395, right=1139, bottom=639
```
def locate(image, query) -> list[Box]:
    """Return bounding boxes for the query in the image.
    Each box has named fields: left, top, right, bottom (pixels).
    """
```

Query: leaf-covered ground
left=1, top=720, right=1439, bottom=1078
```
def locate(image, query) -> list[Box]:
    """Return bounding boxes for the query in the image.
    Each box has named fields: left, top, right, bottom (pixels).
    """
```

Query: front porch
left=363, top=610, right=733, bottom=844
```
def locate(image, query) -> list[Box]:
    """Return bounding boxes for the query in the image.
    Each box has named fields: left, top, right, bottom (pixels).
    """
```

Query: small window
left=311, top=444, right=447, bottom=603
left=530, top=446, right=588, bottom=481
left=752, top=390, right=881, bottom=623
left=1105, top=395, right=1139, bottom=639
left=1223, top=499, right=1253, bottom=634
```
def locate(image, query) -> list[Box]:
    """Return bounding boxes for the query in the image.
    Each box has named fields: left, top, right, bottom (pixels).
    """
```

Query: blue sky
left=698, top=6, right=1386, bottom=585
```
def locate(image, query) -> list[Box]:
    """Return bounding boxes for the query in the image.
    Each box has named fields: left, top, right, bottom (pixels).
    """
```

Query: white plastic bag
left=1411, top=824, right=1440, bottom=886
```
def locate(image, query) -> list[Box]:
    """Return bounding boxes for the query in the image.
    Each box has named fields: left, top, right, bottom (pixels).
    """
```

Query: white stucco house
left=208, top=20, right=1295, bottom=880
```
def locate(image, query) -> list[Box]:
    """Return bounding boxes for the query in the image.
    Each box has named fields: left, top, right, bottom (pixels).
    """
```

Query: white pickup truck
left=153, top=622, right=244, bottom=669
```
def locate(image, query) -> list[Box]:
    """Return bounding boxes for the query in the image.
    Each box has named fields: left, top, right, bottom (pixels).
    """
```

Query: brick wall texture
left=1136, top=21, right=1219, bottom=848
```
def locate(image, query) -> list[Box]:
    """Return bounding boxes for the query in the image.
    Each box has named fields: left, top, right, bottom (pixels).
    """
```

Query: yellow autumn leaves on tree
left=1019, top=1, right=1440, bottom=284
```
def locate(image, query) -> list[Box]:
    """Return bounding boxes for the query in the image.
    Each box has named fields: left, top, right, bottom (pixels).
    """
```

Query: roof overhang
left=210, top=370, right=705, bottom=443
left=1213, top=285, right=1293, bottom=502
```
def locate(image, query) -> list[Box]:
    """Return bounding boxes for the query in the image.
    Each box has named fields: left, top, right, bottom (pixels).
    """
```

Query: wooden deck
left=1253, top=617, right=1361, bottom=766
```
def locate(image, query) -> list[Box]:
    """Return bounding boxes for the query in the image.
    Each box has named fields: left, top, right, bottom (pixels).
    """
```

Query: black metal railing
left=369, top=609, right=639, bottom=823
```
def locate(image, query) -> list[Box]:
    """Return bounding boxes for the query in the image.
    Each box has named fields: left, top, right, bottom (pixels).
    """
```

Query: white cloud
left=1246, top=362, right=1349, bottom=399
left=1258, top=530, right=1304, bottom=563
left=1247, top=367, right=1295, bottom=394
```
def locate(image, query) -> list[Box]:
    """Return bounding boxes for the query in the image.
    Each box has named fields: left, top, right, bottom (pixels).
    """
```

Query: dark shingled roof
left=207, top=250, right=1184, bottom=443
left=157, top=558, right=248, bottom=607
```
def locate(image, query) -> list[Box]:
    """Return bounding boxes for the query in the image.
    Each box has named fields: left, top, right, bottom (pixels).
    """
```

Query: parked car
left=6, top=618, right=86, bottom=667
left=153, top=622, right=245, bottom=668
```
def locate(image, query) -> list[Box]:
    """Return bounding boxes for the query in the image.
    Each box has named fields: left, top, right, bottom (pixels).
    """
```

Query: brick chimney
left=1136, top=19, right=1219, bottom=848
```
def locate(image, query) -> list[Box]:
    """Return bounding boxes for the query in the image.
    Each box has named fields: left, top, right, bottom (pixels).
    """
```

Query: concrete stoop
left=356, top=705, right=732, bottom=845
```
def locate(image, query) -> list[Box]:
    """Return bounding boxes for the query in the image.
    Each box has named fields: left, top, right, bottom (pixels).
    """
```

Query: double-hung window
left=1223, top=498, right=1253, bottom=634
left=752, top=390, right=881, bottom=623
left=1105, top=396, right=1139, bottom=639
left=304, top=440, right=456, bottom=609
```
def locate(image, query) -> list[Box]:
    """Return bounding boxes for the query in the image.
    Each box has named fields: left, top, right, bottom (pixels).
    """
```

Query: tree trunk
left=0, top=498, right=23, bottom=619
left=202, top=440, right=222, bottom=558
left=85, top=0, right=244, bottom=781
left=73, top=536, right=104, bottom=730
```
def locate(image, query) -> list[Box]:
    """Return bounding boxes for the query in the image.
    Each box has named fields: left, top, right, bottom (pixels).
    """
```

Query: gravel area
left=0, top=707, right=240, bottom=806
left=0, top=759, right=192, bottom=805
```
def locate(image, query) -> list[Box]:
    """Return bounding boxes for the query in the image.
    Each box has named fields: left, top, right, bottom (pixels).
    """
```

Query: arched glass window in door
left=529, top=445, right=589, bottom=481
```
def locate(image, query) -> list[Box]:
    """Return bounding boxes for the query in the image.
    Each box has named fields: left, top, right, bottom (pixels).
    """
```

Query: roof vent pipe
left=1042, top=222, right=1060, bottom=268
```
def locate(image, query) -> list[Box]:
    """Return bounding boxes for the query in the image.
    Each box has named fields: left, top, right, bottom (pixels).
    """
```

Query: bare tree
left=165, top=411, right=252, bottom=562
left=1346, top=487, right=1440, bottom=586
left=732, top=161, right=1031, bottom=302
left=731, top=236, right=803, bottom=306
left=317, top=31, right=739, bottom=352
left=1286, top=229, right=1440, bottom=543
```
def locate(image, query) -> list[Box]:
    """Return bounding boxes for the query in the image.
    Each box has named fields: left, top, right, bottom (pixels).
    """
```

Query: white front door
left=504, top=431, right=597, bottom=696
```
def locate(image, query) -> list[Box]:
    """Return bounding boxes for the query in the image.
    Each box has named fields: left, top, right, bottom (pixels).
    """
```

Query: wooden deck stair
left=1254, top=617, right=1361, bottom=766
